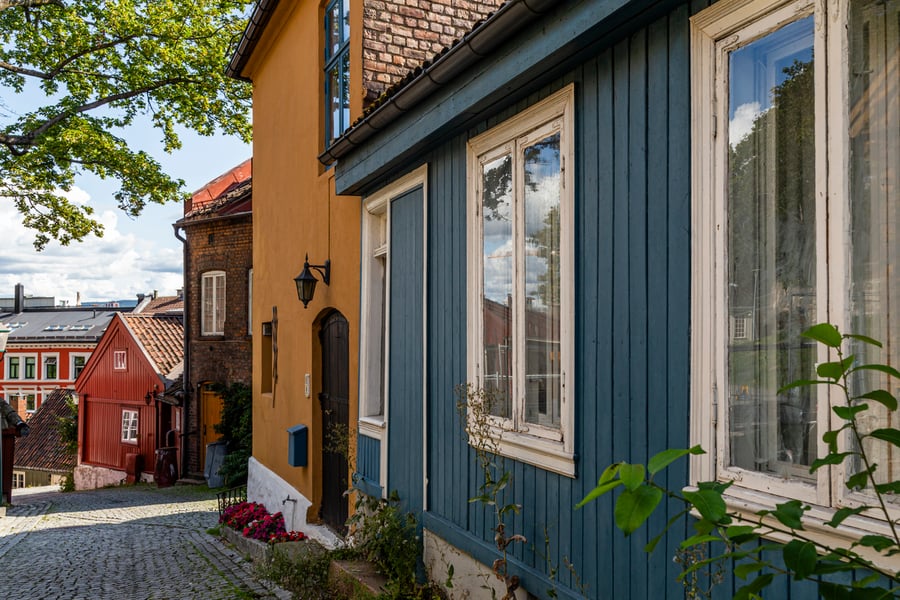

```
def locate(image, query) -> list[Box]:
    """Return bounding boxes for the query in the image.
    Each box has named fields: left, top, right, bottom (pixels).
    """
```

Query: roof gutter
left=226, top=0, right=281, bottom=81
left=318, top=0, right=559, bottom=166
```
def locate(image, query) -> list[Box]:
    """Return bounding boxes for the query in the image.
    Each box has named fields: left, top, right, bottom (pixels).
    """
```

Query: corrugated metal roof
left=13, top=388, right=77, bottom=474
left=0, top=309, right=117, bottom=342
left=134, top=295, right=184, bottom=316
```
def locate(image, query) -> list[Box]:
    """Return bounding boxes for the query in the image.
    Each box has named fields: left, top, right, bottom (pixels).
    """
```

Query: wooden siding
left=356, top=433, right=381, bottom=495
left=419, top=7, right=696, bottom=599
left=387, top=187, right=425, bottom=514
left=77, top=316, right=164, bottom=473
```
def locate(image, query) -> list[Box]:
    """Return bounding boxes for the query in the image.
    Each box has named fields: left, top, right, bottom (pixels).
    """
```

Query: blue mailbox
left=287, top=424, right=308, bottom=467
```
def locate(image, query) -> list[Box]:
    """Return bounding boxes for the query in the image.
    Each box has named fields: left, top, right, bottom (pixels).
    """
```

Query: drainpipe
left=173, top=223, right=190, bottom=479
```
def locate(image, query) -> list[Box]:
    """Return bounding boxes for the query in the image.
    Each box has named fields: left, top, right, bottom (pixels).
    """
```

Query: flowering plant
left=219, top=501, right=269, bottom=530
left=243, top=511, right=286, bottom=541
left=268, top=530, right=307, bottom=544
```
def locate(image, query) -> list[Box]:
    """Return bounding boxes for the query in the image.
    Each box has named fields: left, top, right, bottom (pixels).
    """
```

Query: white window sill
left=493, top=430, right=575, bottom=478
left=358, top=417, right=385, bottom=439
left=720, top=485, right=900, bottom=572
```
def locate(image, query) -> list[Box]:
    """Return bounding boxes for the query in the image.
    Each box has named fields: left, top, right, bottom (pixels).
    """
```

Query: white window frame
left=24, top=393, right=37, bottom=414
left=43, top=353, right=59, bottom=380
left=22, top=354, right=37, bottom=380
left=6, top=355, right=20, bottom=380
left=691, top=0, right=900, bottom=549
left=248, top=268, right=253, bottom=336
left=70, top=353, right=89, bottom=380
left=113, top=350, right=127, bottom=371
left=201, top=271, right=226, bottom=336
left=466, top=85, right=576, bottom=477
left=121, top=409, right=139, bottom=443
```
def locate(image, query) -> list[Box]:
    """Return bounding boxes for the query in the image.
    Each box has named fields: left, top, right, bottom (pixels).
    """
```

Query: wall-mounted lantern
left=294, top=254, right=331, bottom=309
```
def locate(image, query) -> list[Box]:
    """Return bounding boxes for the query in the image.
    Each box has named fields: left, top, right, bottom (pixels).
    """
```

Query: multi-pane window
left=7, top=356, right=19, bottom=379
left=72, top=355, right=87, bottom=379
left=121, top=409, right=138, bottom=443
left=24, top=394, right=36, bottom=413
left=692, top=0, right=900, bottom=517
left=12, top=472, right=24, bottom=489
left=113, top=350, right=127, bottom=371
left=201, top=271, right=226, bottom=336
left=44, top=355, right=58, bottom=380
left=467, top=86, right=575, bottom=476
left=23, top=357, right=36, bottom=379
left=324, top=0, right=350, bottom=148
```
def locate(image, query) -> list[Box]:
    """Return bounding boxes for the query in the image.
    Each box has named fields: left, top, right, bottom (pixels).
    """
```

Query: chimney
left=14, top=283, right=24, bottom=314
left=76, top=291, right=81, bottom=307
left=153, top=290, right=158, bottom=300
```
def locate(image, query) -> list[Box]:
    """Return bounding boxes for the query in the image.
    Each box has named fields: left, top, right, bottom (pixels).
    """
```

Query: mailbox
left=287, top=424, right=308, bottom=467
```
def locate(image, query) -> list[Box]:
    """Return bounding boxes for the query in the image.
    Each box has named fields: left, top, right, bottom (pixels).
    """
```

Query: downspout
left=173, top=223, right=190, bottom=479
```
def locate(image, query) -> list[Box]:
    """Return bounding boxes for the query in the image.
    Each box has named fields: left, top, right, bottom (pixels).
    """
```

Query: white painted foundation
left=246, top=456, right=343, bottom=549
left=74, top=464, right=152, bottom=490
left=423, top=529, right=530, bottom=600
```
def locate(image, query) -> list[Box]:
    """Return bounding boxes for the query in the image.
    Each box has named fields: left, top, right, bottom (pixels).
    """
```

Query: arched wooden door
left=318, top=311, right=349, bottom=532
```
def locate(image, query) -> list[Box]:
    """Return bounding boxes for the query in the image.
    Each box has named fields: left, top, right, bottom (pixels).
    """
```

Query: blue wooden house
left=323, top=0, right=900, bottom=597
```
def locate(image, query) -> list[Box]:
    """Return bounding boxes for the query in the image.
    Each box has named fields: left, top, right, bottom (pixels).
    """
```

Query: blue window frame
left=324, top=0, right=350, bottom=148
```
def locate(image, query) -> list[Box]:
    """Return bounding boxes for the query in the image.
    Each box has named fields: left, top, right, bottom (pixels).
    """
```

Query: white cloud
left=730, top=101, right=762, bottom=148
left=0, top=187, right=183, bottom=306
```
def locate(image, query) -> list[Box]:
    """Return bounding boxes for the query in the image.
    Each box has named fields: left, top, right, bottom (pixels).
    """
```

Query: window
left=43, top=355, right=58, bottom=380
left=248, top=268, right=253, bottom=335
left=71, top=354, right=88, bottom=379
left=23, top=356, right=36, bottom=379
left=467, top=85, right=575, bottom=477
left=12, top=472, right=24, bottom=489
left=201, top=271, right=226, bottom=335
left=24, top=394, right=36, bottom=413
left=121, top=409, right=138, bottom=443
left=113, top=350, right=127, bottom=371
left=691, top=0, right=900, bottom=527
left=7, top=356, right=19, bottom=379
left=324, top=0, right=350, bottom=148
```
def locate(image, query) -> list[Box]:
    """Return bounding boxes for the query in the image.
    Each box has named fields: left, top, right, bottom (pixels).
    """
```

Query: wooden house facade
left=329, top=0, right=900, bottom=597
left=75, top=311, right=183, bottom=490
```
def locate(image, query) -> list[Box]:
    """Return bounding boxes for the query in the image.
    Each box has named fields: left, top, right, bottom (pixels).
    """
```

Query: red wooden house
left=74, top=309, right=183, bottom=490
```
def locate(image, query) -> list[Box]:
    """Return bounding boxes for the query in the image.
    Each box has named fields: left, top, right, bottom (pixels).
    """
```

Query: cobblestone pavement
left=0, top=485, right=292, bottom=600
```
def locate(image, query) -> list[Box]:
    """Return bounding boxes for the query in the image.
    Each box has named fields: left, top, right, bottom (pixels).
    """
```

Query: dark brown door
left=318, top=311, right=349, bottom=532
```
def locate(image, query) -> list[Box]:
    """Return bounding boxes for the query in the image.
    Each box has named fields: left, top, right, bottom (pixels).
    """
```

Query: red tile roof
left=135, top=295, right=184, bottom=315
left=13, top=388, right=77, bottom=474
left=121, top=314, right=184, bottom=378
left=186, top=159, right=252, bottom=215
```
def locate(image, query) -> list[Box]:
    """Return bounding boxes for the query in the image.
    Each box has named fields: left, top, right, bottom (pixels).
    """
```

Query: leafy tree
left=0, top=0, right=252, bottom=249
left=213, top=382, right=251, bottom=487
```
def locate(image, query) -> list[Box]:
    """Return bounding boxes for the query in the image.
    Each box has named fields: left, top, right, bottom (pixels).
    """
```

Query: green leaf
left=822, top=429, right=840, bottom=453
left=818, top=356, right=856, bottom=380
left=768, top=500, right=806, bottom=530
left=868, top=428, right=900, bottom=448
left=846, top=469, right=874, bottom=492
left=733, top=561, right=765, bottom=580
left=618, top=463, right=645, bottom=491
left=645, top=508, right=689, bottom=553
left=811, top=452, right=854, bottom=473
left=855, top=390, right=898, bottom=411
left=844, top=333, right=883, bottom=348
left=726, top=525, right=761, bottom=545
left=854, top=535, right=895, bottom=552
left=682, top=488, right=727, bottom=523
left=613, top=485, right=663, bottom=536
left=803, top=323, right=843, bottom=347
left=734, top=573, right=775, bottom=600
left=782, top=540, right=817, bottom=579
left=598, top=463, right=621, bottom=485
left=647, top=446, right=704, bottom=475
left=680, top=533, right=720, bottom=548
left=873, top=481, right=900, bottom=494
left=574, top=479, right=621, bottom=509
left=833, top=404, right=868, bottom=420
left=849, top=364, right=900, bottom=380
left=826, top=506, right=870, bottom=528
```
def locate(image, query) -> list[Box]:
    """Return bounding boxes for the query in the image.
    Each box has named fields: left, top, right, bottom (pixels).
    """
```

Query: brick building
left=173, top=160, right=252, bottom=478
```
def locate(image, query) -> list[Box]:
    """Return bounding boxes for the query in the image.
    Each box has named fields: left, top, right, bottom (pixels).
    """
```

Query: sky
left=1, top=117, right=251, bottom=307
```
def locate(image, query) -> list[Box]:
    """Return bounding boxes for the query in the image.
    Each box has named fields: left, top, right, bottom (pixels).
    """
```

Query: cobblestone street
left=0, top=485, right=291, bottom=600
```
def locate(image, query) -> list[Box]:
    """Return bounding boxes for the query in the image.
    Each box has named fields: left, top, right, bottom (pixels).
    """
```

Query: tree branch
left=0, top=0, right=62, bottom=11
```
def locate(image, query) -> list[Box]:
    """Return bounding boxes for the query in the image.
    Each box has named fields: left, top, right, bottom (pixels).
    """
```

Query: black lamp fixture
left=294, top=254, right=331, bottom=309
left=144, top=384, right=159, bottom=406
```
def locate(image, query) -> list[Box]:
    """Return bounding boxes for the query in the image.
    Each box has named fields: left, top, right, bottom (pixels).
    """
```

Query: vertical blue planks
left=388, top=187, right=425, bottom=513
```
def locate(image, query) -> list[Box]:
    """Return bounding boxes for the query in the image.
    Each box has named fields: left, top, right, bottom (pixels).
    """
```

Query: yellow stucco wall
left=243, top=0, right=362, bottom=521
